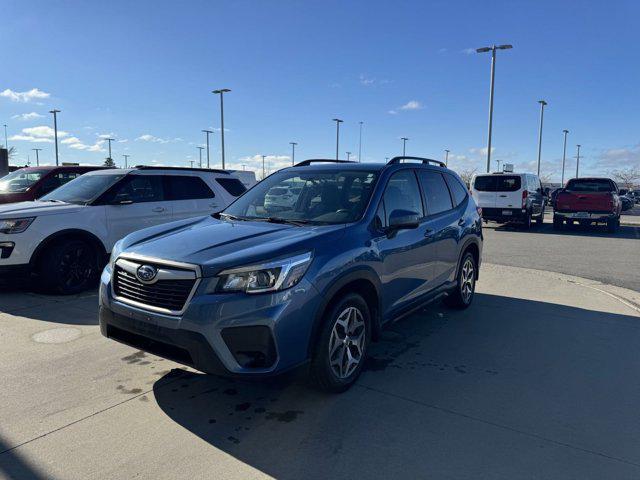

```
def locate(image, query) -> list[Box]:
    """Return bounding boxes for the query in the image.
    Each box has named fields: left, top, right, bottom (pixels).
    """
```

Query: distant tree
left=610, top=167, right=640, bottom=189
left=456, top=167, right=477, bottom=188
left=103, top=157, right=116, bottom=167
left=539, top=172, right=555, bottom=184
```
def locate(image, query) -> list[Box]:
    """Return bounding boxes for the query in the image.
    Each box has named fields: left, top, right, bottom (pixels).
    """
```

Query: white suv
left=0, top=166, right=247, bottom=293
left=471, top=172, right=546, bottom=228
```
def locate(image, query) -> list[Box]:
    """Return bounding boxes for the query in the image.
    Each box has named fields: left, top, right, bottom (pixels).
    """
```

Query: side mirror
left=388, top=209, right=420, bottom=231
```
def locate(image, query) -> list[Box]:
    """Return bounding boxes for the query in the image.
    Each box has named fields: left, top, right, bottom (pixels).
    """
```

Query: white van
left=470, top=172, right=546, bottom=228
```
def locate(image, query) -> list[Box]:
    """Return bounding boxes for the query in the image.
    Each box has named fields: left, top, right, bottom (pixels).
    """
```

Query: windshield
left=565, top=179, right=615, bottom=192
left=223, top=170, right=378, bottom=224
left=0, top=169, right=48, bottom=193
left=40, top=173, right=125, bottom=205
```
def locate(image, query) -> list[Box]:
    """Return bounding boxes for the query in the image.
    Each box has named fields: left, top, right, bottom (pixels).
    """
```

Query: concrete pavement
left=1, top=263, right=640, bottom=479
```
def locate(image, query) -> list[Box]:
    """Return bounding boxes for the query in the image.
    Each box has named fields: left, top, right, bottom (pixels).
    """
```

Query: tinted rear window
left=565, top=179, right=615, bottom=192
left=474, top=175, right=521, bottom=192
left=165, top=175, right=215, bottom=200
left=216, top=178, right=247, bottom=196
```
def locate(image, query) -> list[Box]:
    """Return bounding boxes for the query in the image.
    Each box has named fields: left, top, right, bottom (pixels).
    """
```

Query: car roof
left=281, top=160, right=459, bottom=176
left=13, top=165, right=106, bottom=172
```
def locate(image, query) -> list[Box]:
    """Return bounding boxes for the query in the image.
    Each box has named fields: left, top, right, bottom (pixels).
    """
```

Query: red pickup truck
left=553, top=177, right=621, bottom=232
left=0, top=165, right=107, bottom=204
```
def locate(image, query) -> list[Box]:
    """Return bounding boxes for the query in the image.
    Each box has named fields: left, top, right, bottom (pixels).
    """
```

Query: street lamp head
left=202, top=129, right=213, bottom=134
left=563, top=129, right=569, bottom=134
left=332, top=118, right=343, bottom=123
left=476, top=47, right=491, bottom=53
left=538, top=100, right=547, bottom=106
left=401, top=137, right=409, bottom=141
left=49, top=109, right=61, bottom=114
left=212, top=89, right=231, bottom=94
left=290, top=141, right=297, bottom=146
left=497, top=44, right=513, bottom=50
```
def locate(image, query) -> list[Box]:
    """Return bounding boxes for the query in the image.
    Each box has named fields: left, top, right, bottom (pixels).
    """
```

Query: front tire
left=607, top=216, right=619, bottom=233
left=553, top=215, right=563, bottom=230
left=310, top=293, right=371, bottom=393
left=444, top=252, right=477, bottom=310
left=39, top=239, right=99, bottom=294
left=535, top=208, right=544, bottom=225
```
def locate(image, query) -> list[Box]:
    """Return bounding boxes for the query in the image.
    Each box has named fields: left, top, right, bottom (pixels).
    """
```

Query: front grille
left=113, top=265, right=196, bottom=313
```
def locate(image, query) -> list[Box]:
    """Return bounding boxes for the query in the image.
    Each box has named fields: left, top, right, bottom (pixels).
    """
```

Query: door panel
left=374, top=170, right=435, bottom=319
left=164, top=175, right=220, bottom=220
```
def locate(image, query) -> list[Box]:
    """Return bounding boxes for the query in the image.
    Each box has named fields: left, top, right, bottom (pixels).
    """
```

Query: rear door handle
left=424, top=228, right=434, bottom=237
left=458, top=218, right=465, bottom=226
left=499, top=194, right=508, bottom=197
left=152, top=207, right=165, bottom=213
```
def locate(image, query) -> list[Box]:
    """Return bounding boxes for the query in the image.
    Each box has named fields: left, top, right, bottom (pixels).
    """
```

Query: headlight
left=214, top=252, right=312, bottom=294
left=108, top=239, right=124, bottom=269
left=0, top=217, right=35, bottom=234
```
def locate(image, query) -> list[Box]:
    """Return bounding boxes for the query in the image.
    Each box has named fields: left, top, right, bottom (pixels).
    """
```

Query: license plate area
left=573, top=212, right=589, bottom=218
left=502, top=210, right=512, bottom=216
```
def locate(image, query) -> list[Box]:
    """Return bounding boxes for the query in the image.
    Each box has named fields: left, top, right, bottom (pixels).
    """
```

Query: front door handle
left=209, top=203, right=219, bottom=208
left=424, top=228, right=434, bottom=238
left=458, top=218, right=465, bottom=226
left=152, top=207, right=165, bottom=213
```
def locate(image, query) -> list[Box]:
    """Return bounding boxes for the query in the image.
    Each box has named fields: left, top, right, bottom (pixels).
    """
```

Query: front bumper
left=0, top=231, right=39, bottom=267
left=554, top=211, right=617, bottom=222
left=99, top=266, right=321, bottom=377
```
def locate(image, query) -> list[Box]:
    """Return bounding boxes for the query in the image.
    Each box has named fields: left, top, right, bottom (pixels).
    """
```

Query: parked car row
left=469, top=170, right=628, bottom=233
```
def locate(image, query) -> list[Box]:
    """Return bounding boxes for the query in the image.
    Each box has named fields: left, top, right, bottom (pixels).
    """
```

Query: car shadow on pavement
left=0, top=289, right=99, bottom=325
left=0, top=435, right=50, bottom=480
left=152, top=293, right=640, bottom=479
left=491, top=223, right=640, bottom=239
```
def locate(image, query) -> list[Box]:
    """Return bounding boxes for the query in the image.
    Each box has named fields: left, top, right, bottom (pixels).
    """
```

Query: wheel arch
left=456, top=237, right=481, bottom=280
left=30, top=229, right=108, bottom=270
left=307, top=268, right=382, bottom=358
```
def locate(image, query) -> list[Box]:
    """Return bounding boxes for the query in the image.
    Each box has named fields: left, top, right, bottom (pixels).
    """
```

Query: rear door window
left=165, top=175, right=215, bottom=200
left=473, top=176, right=496, bottom=192
left=107, top=175, right=164, bottom=203
left=418, top=171, right=454, bottom=215
left=495, top=175, right=521, bottom=192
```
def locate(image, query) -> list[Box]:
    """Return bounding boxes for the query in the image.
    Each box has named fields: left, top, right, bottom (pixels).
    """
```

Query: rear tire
left=607, top=217, right=619, bottom=233
left=444, top=252, right=477, bottom=310
left=535, top=209, right=544, bottom=226
left=522, top=212, right=532, bottom=230
left=38, top=239, right=99, bottom=294
left=310, top=293, right=371, bottom=393
left=552, top=215, right=563, bottom=230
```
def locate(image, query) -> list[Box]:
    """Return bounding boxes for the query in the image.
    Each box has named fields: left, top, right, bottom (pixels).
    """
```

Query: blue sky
left=1, top=0, right=638, bottom=180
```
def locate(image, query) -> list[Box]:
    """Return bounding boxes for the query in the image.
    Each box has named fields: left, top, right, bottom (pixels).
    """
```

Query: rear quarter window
left=444, top=173, right=468, bottom=206
left=216, top=178, right=247, bottom=197
left=165, top=175, right=215, bottom=200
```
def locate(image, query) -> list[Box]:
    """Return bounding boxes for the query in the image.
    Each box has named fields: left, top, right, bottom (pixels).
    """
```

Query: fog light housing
left=0, top=241, right=15, bottom=259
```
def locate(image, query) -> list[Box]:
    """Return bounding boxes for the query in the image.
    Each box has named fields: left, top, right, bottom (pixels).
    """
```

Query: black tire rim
left=460, top=257, right=475, bottom=304
left=59, top=244, right=94, bottom=290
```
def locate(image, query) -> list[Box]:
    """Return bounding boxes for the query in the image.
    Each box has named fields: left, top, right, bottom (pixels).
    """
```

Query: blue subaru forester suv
left=100, top=157, right=482, bottom=392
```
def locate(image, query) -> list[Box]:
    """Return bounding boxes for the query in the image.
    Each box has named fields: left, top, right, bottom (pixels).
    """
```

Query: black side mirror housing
left=388, top=209, right=420, bottom=231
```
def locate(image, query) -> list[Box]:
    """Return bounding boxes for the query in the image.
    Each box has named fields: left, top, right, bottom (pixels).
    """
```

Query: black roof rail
left=294, top=159, right=357, bottom=167
left=387, top=156, right=446, bottom=168
left=132, top=165, right=230, bottom=174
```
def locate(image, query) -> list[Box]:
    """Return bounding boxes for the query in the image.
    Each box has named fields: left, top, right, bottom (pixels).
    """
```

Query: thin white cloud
left=136, top=134, right=171, bottom=144
left=359, top=74, right=376, bottom=86
left=61, top=136, right=82, bottom=145
left=11, top=112, right=44, bottom=121
left=388, top=109, right=398, bottom=115
left=9, top=125, right=68, bottom=143
left=9, top=134, right=53, bottom=143
left=400, top=100, right=423, bottom=111
left=235, top=154, right=292, bottom=179
left=461, top=48, right=476, bottom=55
left=0, top=88, right=50, bottom=103
left=438, top=48, right=448, bottom=54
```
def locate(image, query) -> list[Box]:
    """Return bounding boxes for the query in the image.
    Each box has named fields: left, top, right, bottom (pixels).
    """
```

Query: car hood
left=120, top=215, right=346, bottom=277
left=0, top=201, right=87, bottom=218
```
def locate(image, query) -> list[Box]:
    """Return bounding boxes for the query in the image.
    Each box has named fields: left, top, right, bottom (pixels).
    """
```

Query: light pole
left=561, top=129, right=569, bottom=186
left=261, top=155, right=266, bottom=179
left=476, top=44, right=513, bottom=173
left=346, top=151, right=352, bottom=161
left=105, top=138, right=115, bottom=164
left=536, top=100, right=547, bottom=177
left=212, top=88, right=231, bottom=169
left=32, top=148, right=42, bottom=166
left=241, top=164, right=246, bottom=171
left=575, top=144, right=581, bottom=178
left=123, top=154, right=130, bottom=168
left=358, top=121, right=363, bottom=162
left=3, top=124, right=7, bottom=149
left=289, top=142, right=297, bottom=166
left=49, top=109, right=61, bottom=165
left=202, top=129, right=213, bottom=168
left=495, top=159, right=502, bottom=172
left=401, top=137, right=408, bottom=156
left=332, top=119, right=343, bottom=160
left=197, top=146, right=204, bottom=168
left=189, top=160, right=194, bottom=168
left=444, top=149, right=450, bottom=166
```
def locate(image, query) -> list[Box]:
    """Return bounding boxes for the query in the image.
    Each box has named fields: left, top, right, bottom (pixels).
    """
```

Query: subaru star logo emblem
left=136, top=265, right=158, bottom=283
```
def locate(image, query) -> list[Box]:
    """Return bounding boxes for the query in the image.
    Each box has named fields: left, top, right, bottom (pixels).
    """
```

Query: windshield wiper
left=261, top=217, right=311, bottom=226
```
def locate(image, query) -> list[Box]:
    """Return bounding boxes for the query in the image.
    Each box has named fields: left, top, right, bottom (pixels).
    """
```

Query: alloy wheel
left=328, top=306, right=366, bottom=379
left=59, top=245, right=93, bottom=289
left=460, top=258, right=475, bottom=304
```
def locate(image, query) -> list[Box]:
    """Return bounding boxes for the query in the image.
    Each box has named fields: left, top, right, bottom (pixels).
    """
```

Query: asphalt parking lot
left=2, top=225, right=640, bottom=479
